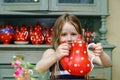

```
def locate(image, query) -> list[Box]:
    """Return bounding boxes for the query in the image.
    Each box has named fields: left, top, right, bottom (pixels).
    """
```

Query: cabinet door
left=49, top=0, right=108, bottom=15
left=0, top=0, right=48, bottom=11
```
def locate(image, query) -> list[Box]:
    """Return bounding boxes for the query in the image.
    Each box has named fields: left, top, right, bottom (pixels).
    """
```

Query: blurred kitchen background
left=0, top=0, right=120, bottom=80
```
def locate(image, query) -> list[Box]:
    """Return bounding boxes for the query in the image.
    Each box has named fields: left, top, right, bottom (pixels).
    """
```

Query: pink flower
left=14, top=67, right=23, bottom=77
left=15, top=60, right=21, bottom=67
left=11, top=57, right=35, bottom=79
left=11, top=60, right=21, bottom=67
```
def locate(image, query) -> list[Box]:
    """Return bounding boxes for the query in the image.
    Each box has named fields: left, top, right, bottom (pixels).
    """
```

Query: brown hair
left=50, top=14, right=83, bottom=80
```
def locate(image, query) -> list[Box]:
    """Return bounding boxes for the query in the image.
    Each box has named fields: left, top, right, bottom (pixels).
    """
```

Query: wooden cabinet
left=0, top=0, right=115, bottom=80
left=0, top=45, right=51, bottom=80
left=0, top=0, right=108, bottom=15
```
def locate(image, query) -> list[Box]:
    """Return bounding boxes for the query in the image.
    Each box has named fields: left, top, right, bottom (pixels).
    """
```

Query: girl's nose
left=67, top=35, right=72, bottom=41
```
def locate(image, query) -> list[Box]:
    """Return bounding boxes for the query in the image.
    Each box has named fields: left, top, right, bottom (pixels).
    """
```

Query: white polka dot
left=72, top=44, right=74, bottom=46
left=70, top=57, right=73, bottom=60
left=76, top=50, right=79, bottom=54
left=74, top=64, right=78, bottom=67
left=84, top=51, right=87, bottom=54
left=80, top=70, right=83, bottom=73
left=87, top=64, right=90, bottom=67
left=79, top=44, right=82, bottom=47
left=78, top=41, right=82, bottom=43
left=6, top=40, right=8, bottom=42
left=81, top=57, right=84, bottom=60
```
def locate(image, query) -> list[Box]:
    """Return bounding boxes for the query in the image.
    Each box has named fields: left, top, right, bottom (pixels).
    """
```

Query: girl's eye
left=61, top=33, right=67, bottom=36
left=71, top=33, right=77, bottom=36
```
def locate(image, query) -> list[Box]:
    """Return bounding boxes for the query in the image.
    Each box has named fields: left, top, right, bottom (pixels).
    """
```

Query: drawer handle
left=13, top=54, right=24, bottom=60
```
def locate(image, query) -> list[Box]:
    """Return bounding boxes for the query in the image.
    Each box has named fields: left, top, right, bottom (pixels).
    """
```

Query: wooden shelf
left=0, top=44, right=51, bottom=51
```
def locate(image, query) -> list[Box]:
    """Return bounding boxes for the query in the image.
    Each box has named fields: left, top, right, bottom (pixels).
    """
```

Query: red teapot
left=30, top=31, right=43, bottom=44
left=0, top=25, right=14, bottom=44
left=29, top=25, right=44, bottom=44
left=14, top=26, right=28, bottom=41
left=60, top=35, right=95, bottom=76
left=44, top=27, right=54, bottom=45
left=0, top=32, right=14, bottom=44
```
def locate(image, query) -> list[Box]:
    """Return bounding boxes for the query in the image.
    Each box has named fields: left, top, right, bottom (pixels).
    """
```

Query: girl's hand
left=92, top=43, right=104, bottom=56
left=55, top=43, right=70, bottom=60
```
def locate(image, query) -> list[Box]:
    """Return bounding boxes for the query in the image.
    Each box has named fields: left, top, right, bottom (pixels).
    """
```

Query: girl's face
left=60, top=22, right=79, bottom=44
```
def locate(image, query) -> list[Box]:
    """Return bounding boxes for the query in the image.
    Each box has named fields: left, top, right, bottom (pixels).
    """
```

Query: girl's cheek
left=60, top=37, right=66, bottom=42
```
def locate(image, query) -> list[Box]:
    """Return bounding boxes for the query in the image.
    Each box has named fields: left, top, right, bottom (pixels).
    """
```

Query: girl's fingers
left=61, top=43, right=71, bottom=50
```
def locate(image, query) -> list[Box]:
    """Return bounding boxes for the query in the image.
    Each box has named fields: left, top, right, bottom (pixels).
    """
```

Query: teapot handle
left=24, top=31, right=28, bottom=38
left=87, top=43, right=96, bottom=71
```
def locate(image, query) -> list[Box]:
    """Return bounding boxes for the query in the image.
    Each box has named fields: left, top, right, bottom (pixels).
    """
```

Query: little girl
left=36, top=14, right=112, bottom=80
